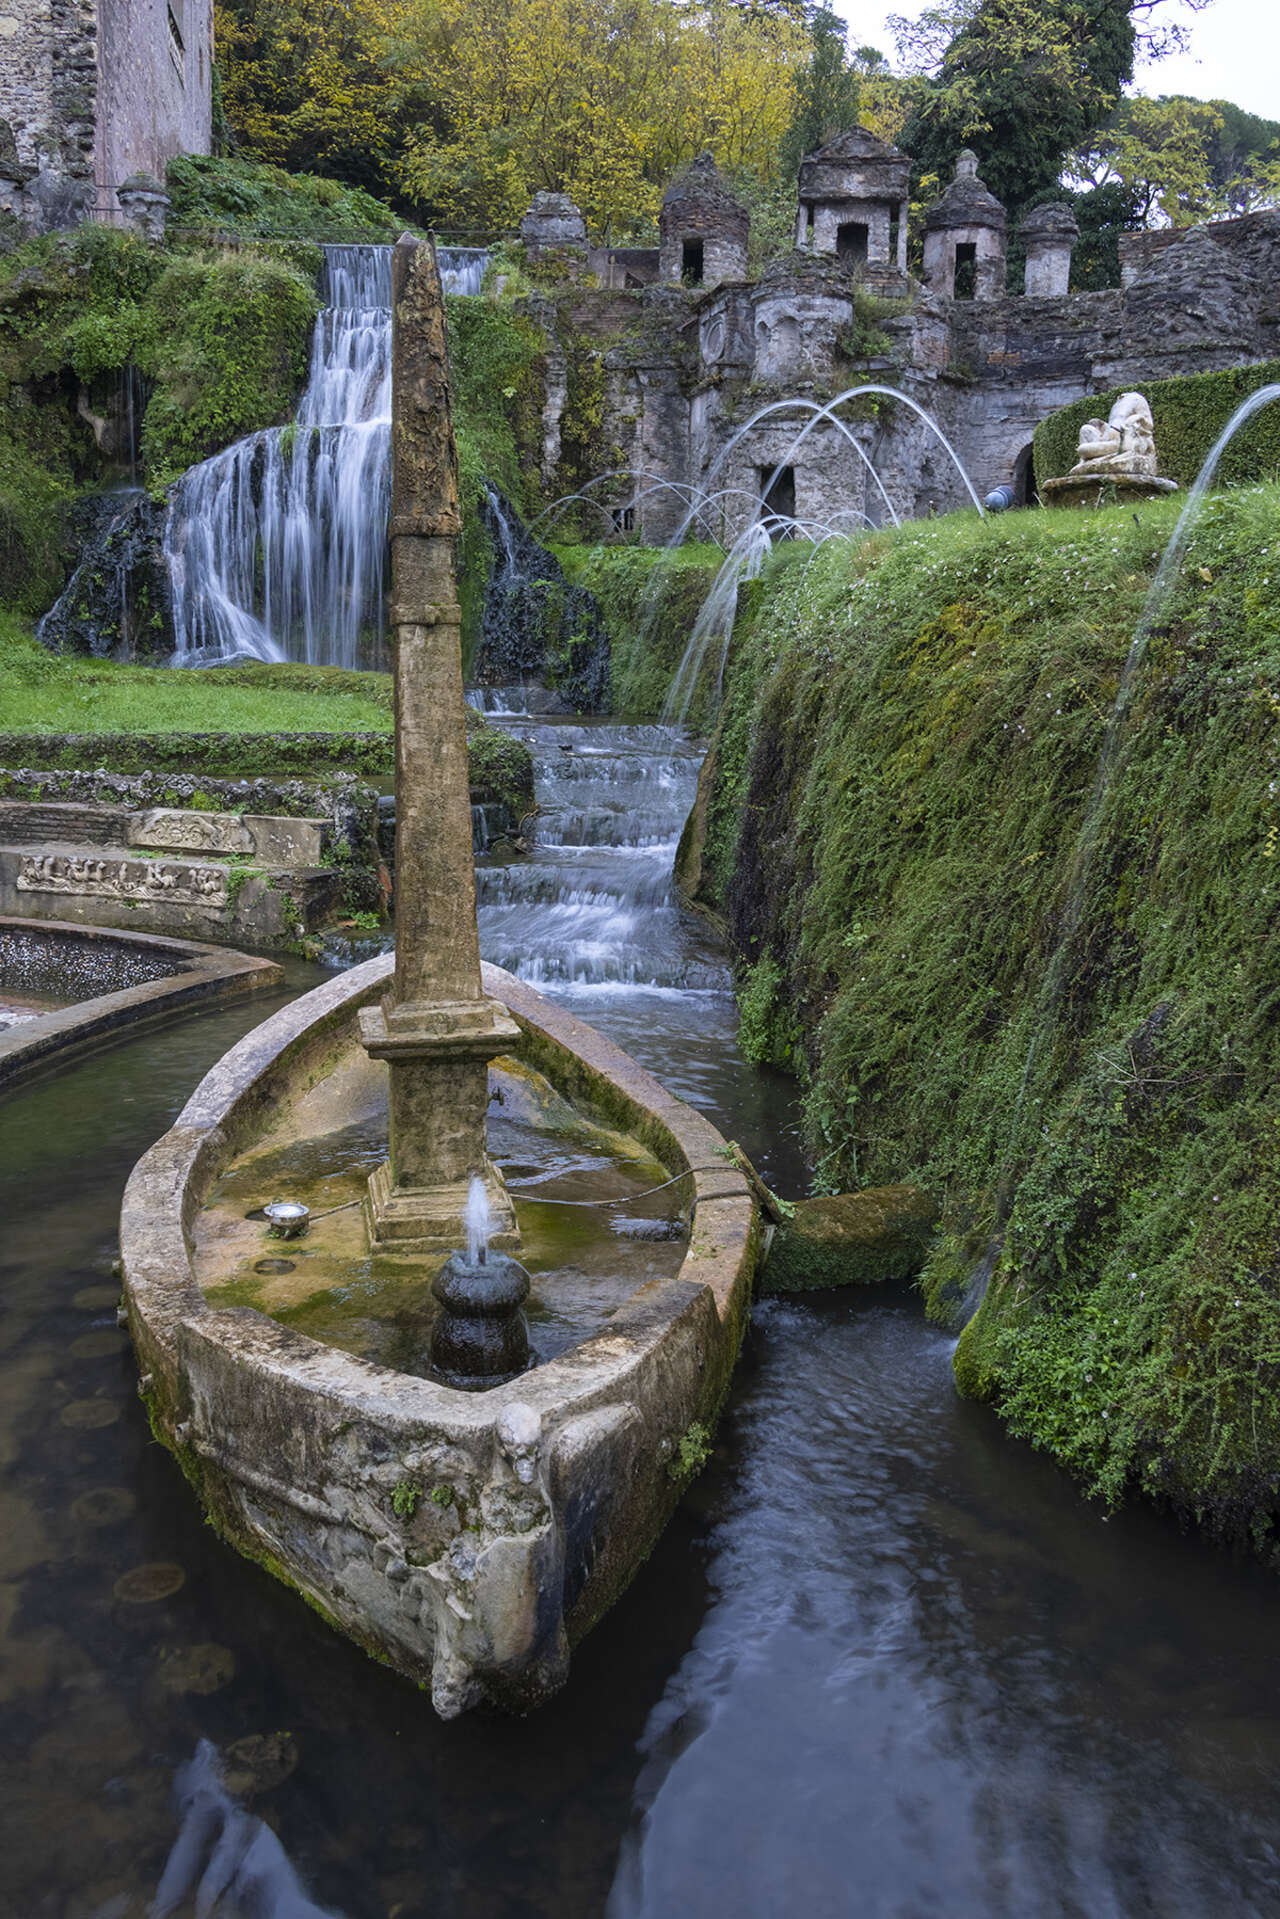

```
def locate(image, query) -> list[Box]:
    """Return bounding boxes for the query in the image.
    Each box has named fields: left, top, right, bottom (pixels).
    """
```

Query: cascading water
left=164, top=244, right=489, bottom=669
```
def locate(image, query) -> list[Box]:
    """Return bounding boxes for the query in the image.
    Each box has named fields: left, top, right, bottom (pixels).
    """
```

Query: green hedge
left=697, top=487, right=1280, bottom=1545
left=1034, top=360, right=1280, bottom=491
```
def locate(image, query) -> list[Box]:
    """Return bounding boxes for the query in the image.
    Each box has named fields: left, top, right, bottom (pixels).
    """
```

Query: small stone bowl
left=263, top=1200, right=310, bottom=1240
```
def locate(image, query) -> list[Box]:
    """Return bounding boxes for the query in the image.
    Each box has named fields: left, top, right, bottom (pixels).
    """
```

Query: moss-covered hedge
left=697, top=486, right=1280, bottom=1550
left=0, top=718, right=531, bottom=809
left=1034, top=361, right=1280, bottom=491
left=554, top=543, right=723, bottom=722
left=166, top=154, right=402, bottom=244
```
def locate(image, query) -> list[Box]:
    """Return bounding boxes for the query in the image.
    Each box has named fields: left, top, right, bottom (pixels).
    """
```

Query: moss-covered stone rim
left=119, top=952, right=759, bottom=1438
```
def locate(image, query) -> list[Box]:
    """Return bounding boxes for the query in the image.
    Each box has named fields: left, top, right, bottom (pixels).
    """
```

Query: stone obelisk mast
left=360, top=233, right=520, bottom=1251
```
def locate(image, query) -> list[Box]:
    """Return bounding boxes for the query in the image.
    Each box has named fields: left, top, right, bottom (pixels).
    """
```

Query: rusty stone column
left=360, top=233, right=520, bottom=1251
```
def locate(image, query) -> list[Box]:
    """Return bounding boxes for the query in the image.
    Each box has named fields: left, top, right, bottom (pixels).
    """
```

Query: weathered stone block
left=760, top=1186, right=938, bottom=1293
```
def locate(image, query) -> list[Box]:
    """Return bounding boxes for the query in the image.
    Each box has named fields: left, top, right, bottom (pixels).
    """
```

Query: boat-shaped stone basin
left=120, top=953, right=762, bottom=1717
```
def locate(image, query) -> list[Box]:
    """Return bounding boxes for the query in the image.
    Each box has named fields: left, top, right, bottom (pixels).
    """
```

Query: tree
left=1067, top=94, right=1222, bottom=226
left=893, top=0, right=1137, bottom=220
left=778, top=7, right=861, bottom=179
left=214, top=0, right=421, bottom=200
left=393, top=0, right=807, bottom=237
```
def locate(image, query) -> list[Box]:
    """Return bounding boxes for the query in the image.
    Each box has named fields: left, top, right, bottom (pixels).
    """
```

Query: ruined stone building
left=0, top=0, right=212, bottom=232
left=520, top=145, right=1280, bottom=542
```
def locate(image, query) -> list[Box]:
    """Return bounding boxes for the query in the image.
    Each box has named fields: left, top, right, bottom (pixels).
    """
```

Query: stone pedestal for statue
left=360, top=234, right=520, bottom=1252
left=1042, top=391, right=1179, bottom=507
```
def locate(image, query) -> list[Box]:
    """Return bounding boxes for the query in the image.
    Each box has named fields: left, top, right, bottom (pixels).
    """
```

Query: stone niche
left=795, top=126, right=910, bottom=285
left=923, top=151, right=1007, bottom=302
left=659, top=153, right=749, bottom=291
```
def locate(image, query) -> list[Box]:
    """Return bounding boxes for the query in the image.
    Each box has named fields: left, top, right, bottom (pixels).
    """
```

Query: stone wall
left=0, top=0, right=211, bottom=233
left=522, top=203, right=1280, bottom=544
left=96, top=0, right=212, bottom=219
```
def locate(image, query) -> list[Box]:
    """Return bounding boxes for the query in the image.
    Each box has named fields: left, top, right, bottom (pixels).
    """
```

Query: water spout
left=465, top=1172, right=492, bottom=1266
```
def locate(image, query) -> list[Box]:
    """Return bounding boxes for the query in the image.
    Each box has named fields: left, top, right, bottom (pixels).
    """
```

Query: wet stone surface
left=194, top=1049, right=687, bottom=1371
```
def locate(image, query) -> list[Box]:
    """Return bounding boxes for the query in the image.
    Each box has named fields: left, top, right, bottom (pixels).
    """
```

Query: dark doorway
left=681, top=238, right=704, bottom=286
left=837, top=222, right=869, bottom=267
left=611, top=504, right=636, bottom=533
left=1014, top=444, right=1038, bottom=507
left=759, top=464, right=796, bottom=529
left=954, top=242, right=977, bottom=299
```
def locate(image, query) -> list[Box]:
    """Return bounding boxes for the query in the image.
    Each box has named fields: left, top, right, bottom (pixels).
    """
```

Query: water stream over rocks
left=7, top=713, right=1280, bottom=1913
left=162, top=246, right=489, bottom=669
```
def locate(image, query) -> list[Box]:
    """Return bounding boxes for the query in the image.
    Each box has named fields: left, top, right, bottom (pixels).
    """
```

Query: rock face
left=35, top=491, right=173, bottom=660
left=474, top=488, right=611, bottom=711
left=760, top=1186, right=938, bottom=1294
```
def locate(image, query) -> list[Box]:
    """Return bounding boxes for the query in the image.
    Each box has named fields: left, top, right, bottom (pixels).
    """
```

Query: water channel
left=6, top=712, right=1280, bottom=1915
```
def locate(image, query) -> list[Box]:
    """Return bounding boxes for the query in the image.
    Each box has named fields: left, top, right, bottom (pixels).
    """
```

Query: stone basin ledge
left=119, top=952, right=763, bottom=1718
left=0, top=916, right=282, bottom=1092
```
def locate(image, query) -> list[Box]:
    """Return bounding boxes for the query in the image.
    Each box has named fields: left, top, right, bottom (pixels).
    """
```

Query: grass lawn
left=0, top=612, right=393, bottom=737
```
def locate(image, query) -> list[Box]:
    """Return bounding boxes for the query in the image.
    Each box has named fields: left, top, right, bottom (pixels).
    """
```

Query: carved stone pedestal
left=360, top=996, right=520, bottom=1252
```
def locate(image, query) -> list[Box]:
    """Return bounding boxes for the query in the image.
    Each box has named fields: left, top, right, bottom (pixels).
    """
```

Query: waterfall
left=164, top=243, right=489, bottom=669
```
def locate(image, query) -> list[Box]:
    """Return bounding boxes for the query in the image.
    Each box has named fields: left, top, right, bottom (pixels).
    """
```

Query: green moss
left=0, top=222, right=318, bottom=509
left=699, top=485, right=1280, bottom=1546
left=165, top=153, right=403, bottom=244
left=668, top=1421, right=712, bottom=1482
left=1034, top=361, right=1280, bottom=491
left=554, top=544, right=723, bottom=721
left=464, top=720, right=535, bottom=818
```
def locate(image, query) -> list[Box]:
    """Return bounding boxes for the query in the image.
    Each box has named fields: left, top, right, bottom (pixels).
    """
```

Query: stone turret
left=923, top=150, right=1007, bottom=301
left=520, top=190, right=587, bottom=255
left=795, top=126, right=910, bottom=283
left=659, top=154, right=749, bottom=291
left=1020, top=201, right=1079, bottom=297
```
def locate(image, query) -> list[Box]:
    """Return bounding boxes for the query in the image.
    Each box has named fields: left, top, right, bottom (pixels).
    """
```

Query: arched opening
left=953, top=242, right=977, bottom=300
left=681, top=238, right=704, bottom=287
left=837, top=222, right=869, bottom=268
left=759, top=464, right=796, bottom=528
left=1014, top=443, right=1038, bottom=507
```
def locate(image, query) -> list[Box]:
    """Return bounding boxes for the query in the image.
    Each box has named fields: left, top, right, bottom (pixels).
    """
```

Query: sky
left=831, top=0, right=1280, bottom=123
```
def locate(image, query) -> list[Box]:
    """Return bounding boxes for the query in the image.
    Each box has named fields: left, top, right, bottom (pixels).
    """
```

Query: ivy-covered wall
left=1034, top=361, right=1280, bottom=490
left=696, top=487, right=1280, bottom=1552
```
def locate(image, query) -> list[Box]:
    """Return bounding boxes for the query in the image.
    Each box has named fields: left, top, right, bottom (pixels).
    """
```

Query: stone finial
left=659, top=154, right=749, bottom=290
left=519, top=190, right=587, bottom=252
left=922, top=150, right=1007, bottom=299
left=117, top=172, right=170, bottom=243
left=1021, top=201, right=1079, bottom=297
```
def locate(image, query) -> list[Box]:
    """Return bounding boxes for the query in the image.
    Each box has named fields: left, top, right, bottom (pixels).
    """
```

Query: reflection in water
left=5, top=722, right=1280, bottom=1915
left=609, top=1293, right=1280, bottom=1917
left=153, top=1740, right=339, bottom=1918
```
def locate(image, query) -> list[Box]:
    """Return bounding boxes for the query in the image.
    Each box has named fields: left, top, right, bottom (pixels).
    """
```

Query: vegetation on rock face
left=1035, top=362, right=1280, bottom=491
left=697, top=486, right=1280, bottom=1550
left=166, top=151, right=401, bottom=244
left=554, top=544, right=723, bottom=723
left=0, top=220, right=319, bottom=539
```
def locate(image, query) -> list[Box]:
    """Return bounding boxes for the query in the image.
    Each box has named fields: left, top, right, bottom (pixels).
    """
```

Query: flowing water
left=164, top=245, right=487, bottom=668
left=7, top=715, right=1280, bottom=1915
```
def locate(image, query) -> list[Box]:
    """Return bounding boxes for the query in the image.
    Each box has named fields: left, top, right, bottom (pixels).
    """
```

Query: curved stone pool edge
left=119, top=952, right=763, bottom=1718
left=0, top=916, right=282, bottom=1093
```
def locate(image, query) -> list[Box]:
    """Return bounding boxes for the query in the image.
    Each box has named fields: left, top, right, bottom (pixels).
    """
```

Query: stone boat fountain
left=119, top=237, right=762, bottom=1719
